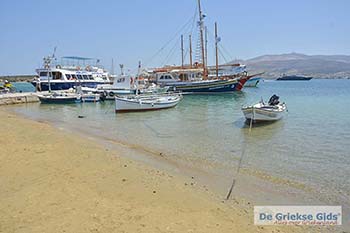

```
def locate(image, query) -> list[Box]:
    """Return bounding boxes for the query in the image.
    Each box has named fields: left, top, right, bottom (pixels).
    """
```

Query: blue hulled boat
left=169, top=76, right=251, bottom=93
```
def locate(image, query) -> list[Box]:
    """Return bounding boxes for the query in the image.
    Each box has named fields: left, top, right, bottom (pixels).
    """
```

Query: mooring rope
left=226, top=107, right=254, bottom=200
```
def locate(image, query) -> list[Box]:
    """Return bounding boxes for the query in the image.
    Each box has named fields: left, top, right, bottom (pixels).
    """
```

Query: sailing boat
left=146, top=0, right=256, bottom=93
left=37, top=49, right=81, bottom=104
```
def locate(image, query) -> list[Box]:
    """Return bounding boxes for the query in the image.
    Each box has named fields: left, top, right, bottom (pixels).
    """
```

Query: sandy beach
left=0, top=108, right=321, bottom=233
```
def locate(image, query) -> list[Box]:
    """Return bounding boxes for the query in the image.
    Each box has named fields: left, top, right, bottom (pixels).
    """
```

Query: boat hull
left=31, top=81, right=111, bottom=91
left=115, top=95, right=181, bottom=112
left=38, top=95, right=79, bottom=104
left=276, top=76, right=312, bottom=81
left=242, top=103, right=286, bottom=122
left=81, top=94, right=100, bottom=102
left=244, top=77, right=261, bottom=87
left=168, top=77, right=250, bottom=93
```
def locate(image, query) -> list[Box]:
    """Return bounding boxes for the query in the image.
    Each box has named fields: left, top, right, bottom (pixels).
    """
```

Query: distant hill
left=233, top=53, right=350, bottom=79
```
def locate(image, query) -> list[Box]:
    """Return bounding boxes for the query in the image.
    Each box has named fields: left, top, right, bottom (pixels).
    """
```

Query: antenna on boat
left=135, top=61, right=142, bottom=95
left=47, top=58, right=51, bottom=93
left=52, top=46, right=57, bottom=60
left=197, top=0, right=207, bottom=79
left=42, top=47, right=57, bottom=93
left=119, top=64, right=124, bottom=75
left=189, top=35, right=193, bottom=68
left=138, top=61, right=142, bottom=74
left=111, top=58, right=115, bottom=75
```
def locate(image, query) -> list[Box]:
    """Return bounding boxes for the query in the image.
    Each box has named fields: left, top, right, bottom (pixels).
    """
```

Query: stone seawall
left=0, top=93, right=39, bottom=106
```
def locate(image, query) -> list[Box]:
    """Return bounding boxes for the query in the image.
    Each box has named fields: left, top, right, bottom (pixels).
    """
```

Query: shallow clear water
left=12, top=80, right=350, bottom=212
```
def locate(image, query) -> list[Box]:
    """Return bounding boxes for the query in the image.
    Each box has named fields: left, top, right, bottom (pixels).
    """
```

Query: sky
left=0, top=0, right=349, bottom=75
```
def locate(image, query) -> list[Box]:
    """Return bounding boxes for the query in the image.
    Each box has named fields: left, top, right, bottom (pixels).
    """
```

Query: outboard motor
left=268, top=94, right=280, bottom=106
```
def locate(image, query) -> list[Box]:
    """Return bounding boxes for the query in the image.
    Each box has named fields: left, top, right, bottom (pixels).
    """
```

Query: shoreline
left=0, top=107, right=334, bottom=232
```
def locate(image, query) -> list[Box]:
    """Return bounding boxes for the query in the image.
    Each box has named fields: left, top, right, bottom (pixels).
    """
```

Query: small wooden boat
left=37, top=92, right=80, bottom=104
left=242, top=95, right=286, bottom=122
left=115, top=93, right=182, bottom=112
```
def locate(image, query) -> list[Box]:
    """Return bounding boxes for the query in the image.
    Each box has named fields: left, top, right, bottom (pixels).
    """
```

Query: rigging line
left=104, top=100, right=115, bottom=114
left=188, top=5, right=198, bottom=37
left=218, top=47, right=229, bottom=64
left=143, top=13, right=196, bottom=68
left=183, top=47, right=190, bottom=62
left=219, top=43, right=234, bottom=63
left=162, top=41, right=179, bottom=67
left=205, top=26, right=236, bottom=64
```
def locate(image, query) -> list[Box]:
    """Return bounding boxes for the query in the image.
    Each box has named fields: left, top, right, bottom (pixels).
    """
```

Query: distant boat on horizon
left=276, top=75, right=312, bottom=81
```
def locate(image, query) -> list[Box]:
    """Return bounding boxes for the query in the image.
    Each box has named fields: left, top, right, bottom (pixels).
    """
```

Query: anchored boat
left=86, top=75, right=168, bottom=100
left=276, top=75, right=312, bottom=81
left=37, top=92, right=80, bottom=104
left=36, top=52, right=81, bottom=104
left=244, top=77, right=262, bottom=87
left=115, top=93, right=182, bottom=112
left=32, top=55, right=111, bottom=91
left=143, top=0, right=257, bottom=93
left=242, top=95, right=287, bottom=122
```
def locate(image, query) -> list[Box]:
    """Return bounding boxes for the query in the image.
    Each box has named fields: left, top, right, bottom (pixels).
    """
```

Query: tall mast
left=205, top=26, right=208, bottom=71
left=198, top=0, right=207, bottom=79
left=181, top=34, right=184, bottom=69
left=189, top=35, right=193, bottom=68
left=215, top=22, right=219, bottom=79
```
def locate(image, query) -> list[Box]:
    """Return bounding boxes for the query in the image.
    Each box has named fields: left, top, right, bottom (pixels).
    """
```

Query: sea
left=9, top=80, right=350, bottom=229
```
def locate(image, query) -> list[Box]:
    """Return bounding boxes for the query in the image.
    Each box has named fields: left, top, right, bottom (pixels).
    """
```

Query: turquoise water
left=11, top=80, right=350, bottom=222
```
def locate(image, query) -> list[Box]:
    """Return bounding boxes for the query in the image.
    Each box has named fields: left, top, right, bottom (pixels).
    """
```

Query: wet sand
left=0, top=108, right=321, bottom=232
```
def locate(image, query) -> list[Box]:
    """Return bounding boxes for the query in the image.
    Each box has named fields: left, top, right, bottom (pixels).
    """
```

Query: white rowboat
left=115, top=93, right=182, bottom=112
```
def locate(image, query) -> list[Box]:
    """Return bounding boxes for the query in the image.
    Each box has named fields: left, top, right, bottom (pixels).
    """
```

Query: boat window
left=102, top=75, right=107, bottom=80
left=88, top=75, right=93, bottom=80
left=83, top=75, right=89, bottom=80
left=40, top=72, right=48, bottom=77
left=52, top=72, right=62, bottom=80
left=71, top=74, right=77, bottom=79
left=159, top=76, right=164, bottom=80
left=66, top=74, right=71, bottom=79
left=77, top=75, right=83, bottom=80
left=179, top=73, right=188, bottom=81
